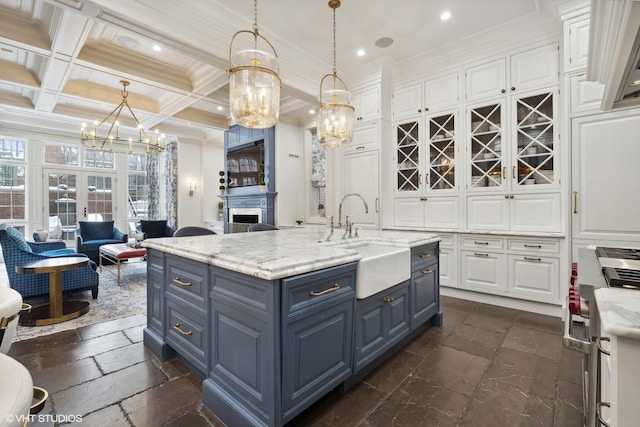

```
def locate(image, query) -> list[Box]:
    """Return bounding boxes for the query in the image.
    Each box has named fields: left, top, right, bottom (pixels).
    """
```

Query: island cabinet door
left=354, top=281, right=410, bottom=373
left=205, top=269, right=280, bottom=427
left=281, top=263, right=356, bottom=424
left=146, top=249, right=165, bottom=336
left=410, top=243, right=440, bottom=330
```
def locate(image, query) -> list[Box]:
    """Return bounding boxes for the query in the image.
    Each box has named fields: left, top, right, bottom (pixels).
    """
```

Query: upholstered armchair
left=138, top=220, right=175, bottom=239
left=0, top=224, right=99, bottom=299
left=75, top=220, right=127, bottom=264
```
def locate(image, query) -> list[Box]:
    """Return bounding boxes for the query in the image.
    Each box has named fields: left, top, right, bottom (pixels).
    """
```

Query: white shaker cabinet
left=564, top=15, right=590, bottom=72
left=352, top=85, right=380, bottom=124
left=465, top=44, right=559, bottom=103
left=392, top=73, right=459, bottom=121
left=460, top=235, right=561, bottom=303
left=571, top=109, right=640, bottom=243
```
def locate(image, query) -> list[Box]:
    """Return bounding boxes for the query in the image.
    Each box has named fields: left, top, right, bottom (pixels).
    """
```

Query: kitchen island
left=142, top=227, right=441, bottom=427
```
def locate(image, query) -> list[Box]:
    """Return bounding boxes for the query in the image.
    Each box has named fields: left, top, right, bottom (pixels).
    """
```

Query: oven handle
left=562, top=296, right=590, bottom=354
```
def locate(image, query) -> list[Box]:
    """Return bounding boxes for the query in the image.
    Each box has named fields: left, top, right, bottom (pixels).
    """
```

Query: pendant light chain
left=253, top=0, right=259, bottom=46
left=332, top=5, right=337, bottom=77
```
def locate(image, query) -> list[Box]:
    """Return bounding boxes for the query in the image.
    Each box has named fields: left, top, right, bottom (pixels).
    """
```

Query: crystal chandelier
left=228, top=0, right=281, bottom=129
left=316, top=0, right=354, bottom=147
left=80, top=80, right=164, bottom=155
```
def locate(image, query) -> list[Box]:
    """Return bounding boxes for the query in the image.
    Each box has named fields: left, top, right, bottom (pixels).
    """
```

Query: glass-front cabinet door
left=395, top=120, right=421, bottom=194
left=468, top=101, right=505, bottom=190
left=513, top=91, right=555, bottom=187
left=428, top=112, right=457, bottom=192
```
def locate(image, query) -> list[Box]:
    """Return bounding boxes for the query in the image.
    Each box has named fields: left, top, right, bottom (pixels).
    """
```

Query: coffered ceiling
left=0, top=0, right=570, bottom=142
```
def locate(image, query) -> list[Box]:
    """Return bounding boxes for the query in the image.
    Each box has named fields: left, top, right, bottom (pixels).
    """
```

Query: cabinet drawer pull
left=524, top=244, right=542, bottom=248
left=524, top=257, right=541, bottom=262
left=383, top=296, right=394, bottom=303
left=422, top=268, right=433, bottom=274
left=173, top=323, right=192, bottom=336
left=419, top=253, right=433, bottom=258
left=309, top=283, right=340, bottom=297
left=474, top=252, right=489, bottom=257
left=596, top=402, right=611, bottom=427
left=596, top=337, right=610, bottom=356
left=474, top=241, right=489, bottom=245
left=173, top=277, right=192, bottom=287
left=356, top=145, right=365, bottom=150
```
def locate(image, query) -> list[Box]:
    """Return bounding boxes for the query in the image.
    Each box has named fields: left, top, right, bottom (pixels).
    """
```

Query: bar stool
left=0, top=352, right=48, bottom=426
left=0, top=288, right=27, bottom=354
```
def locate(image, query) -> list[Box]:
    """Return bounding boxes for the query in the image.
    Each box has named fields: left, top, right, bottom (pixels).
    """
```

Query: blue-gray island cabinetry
left=142, top=228, right=441, bottom=427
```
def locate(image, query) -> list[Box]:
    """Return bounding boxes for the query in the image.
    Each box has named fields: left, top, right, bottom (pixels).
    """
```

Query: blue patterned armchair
left=75, top=220, right=128, bottom=264
left=0, top=224, right=99, bottom=299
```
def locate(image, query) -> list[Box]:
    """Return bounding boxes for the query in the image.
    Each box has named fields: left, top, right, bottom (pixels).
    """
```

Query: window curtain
left=146, top=138, right=178, bottom=229
left=310, top=128, right=326, bottom=188
left=164, top=138, right=178, bottom=229
left=146, top=153, right=160, bottom=219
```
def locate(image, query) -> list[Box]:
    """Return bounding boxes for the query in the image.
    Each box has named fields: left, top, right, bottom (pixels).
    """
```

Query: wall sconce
left=188, top=182, right=197, bottom=197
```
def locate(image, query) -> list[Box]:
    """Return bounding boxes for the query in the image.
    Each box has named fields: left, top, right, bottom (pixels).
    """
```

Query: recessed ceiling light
left=375, top=37, right=394, bottom=48
left=356, top=49, right=366, bottom=57
left=440, top=11, right=451, bottom=21
left=152, top=44, right=162, bottom=52
left=217, top=106, right=223, bottom=111
left=309, top=109, right=315, bottom=114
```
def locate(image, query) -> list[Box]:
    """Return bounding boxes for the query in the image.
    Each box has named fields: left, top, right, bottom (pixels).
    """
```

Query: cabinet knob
left=418, top=109, right=422, bottom=113
left=421, top=268, right=433, bottom=275
left=425, top=107, right=429, bottom=111
left=511, top=86, right=516, bottom=91
left=501, top=89, right=506, bottom=94
left=504, top=194, right=509, bottom=199
left=383, top=296, right=395, bottom=303
left=510, top=195, right=514, bottom=199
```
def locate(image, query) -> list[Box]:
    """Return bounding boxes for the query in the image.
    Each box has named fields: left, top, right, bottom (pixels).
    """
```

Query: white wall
left=177, top=137, right=224, bottom=228
left=275, top=123, right=305, bottom=226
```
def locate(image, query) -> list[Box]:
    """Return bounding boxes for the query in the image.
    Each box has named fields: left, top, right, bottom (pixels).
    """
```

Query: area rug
left=14, top=261, right=148, bottom=342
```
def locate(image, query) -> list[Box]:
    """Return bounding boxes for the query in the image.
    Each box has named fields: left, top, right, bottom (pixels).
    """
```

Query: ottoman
left=99, top=243, right=147, bottom=285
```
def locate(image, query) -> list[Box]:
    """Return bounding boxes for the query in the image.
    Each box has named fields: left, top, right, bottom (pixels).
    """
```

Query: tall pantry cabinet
left=562, top=10, right=640, bottom=259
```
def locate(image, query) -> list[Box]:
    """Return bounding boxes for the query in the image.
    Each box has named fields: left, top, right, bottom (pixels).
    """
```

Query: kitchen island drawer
left=166, top=296, right=207, bottom=374
left=166, top=255, right=208, bottom=309
left=411, top=243, right=438, bottom=271
left=283, top=262, right=356, bottom=318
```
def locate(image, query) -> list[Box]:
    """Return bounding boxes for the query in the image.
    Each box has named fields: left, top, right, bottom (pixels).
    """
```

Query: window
left=44, top=144, right=79, bottom=165
left=0, top=138, right=26, bottom=222
left=128, top=154, right=148, bottom=220
left=84, top=150, right=114, bottom=169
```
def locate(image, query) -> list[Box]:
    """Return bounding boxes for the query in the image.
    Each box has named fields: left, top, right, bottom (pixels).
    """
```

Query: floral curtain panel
left=146, top=138, right=178, bottom=229
left=310, top=129, right=326, bottom=188
left=164, top=138, right=178, bottom=229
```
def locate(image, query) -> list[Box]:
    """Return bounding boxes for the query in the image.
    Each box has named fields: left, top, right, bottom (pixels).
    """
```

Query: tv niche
left=226, top=140, right=265, bottom=188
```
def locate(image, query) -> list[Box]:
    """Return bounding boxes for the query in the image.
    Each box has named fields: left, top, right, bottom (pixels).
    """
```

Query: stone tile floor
left=7, top=296, right=583, bottom=426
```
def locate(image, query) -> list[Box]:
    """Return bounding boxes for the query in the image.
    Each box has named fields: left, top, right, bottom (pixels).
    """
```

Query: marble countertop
left=595, top=288, right=640, bottom=339
left=142, top=227, right=440, bottom=280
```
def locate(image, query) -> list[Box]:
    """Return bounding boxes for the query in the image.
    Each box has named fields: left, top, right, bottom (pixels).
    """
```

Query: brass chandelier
left=228, top=0, right=281, bottom=129
left=316, top=0, right=354, bottom=147
left=80, top=80, right=165, bottom=155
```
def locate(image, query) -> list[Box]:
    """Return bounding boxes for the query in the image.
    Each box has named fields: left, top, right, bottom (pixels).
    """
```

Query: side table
left=16, top=256, right=91, bottom=326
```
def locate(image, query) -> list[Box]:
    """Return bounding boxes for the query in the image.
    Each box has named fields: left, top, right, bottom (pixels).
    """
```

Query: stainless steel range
left=563, top=246, right=640, bottom=427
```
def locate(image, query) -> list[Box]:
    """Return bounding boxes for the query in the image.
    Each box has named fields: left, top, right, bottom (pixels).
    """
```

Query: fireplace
left=228, top=207, right=262, bottom=233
